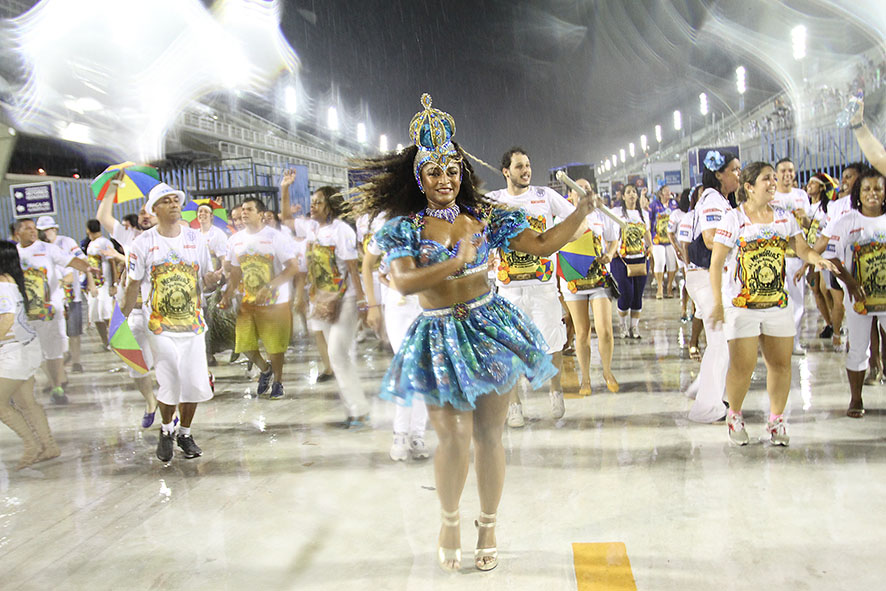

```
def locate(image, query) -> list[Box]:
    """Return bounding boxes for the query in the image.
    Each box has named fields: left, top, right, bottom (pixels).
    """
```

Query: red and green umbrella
left=92, top=161, right=161, bottom=203
left=182, top=199, right=229, bottom=232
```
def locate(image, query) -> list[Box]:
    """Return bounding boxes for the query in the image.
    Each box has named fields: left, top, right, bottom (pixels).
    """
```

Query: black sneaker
left=176, top=434, right=203, bottom=459
left=820, top=325, right=834, bottom=339
left=269, top=381, right=284, bottom=399
left=157, top=431, right=174, bottom=462
left=257, top=367, right=273, bottom=396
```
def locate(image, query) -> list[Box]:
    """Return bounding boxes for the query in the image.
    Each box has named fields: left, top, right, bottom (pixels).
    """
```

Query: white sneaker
left=766, top=416, right=790, bottom=446
left=549, top=390, right=565, bottom=419
left=389, top=434, right=409, bottom=461
left=410, top=437, right=430, bottom=460
left=506, top=403, right=525, bottom=428
left=727, top=412, right=749, bottom=446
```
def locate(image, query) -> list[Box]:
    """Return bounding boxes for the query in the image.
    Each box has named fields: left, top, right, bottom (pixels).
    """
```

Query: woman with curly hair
left=356, top=94, right=592, bottom=572
left=0, top=240, right=60, bottom=469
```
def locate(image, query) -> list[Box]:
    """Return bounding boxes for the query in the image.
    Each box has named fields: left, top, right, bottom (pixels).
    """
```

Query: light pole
left=736, top=66, right=746, bottom=112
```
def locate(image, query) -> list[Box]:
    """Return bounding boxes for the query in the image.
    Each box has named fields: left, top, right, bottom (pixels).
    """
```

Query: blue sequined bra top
left=373, top=206, right=530, bottom=279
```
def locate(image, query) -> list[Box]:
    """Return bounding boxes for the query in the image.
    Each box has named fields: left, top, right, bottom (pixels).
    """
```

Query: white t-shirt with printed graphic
left=226, top=226, right=295, bottom=305
left=86, top=236, right=115, bottom=294
left=200, top=225, right=229, bottom=263
left=17, top=240, right=75, bottom=321
left=306, top=218, right=358, bottom=297
left=0, top=281, right=37, bottom=343
left=772, top=188, right=811, bottom=218
left=487, top=185, right=575, bottom=287
left=128, top=227, right=212, bottom=337
left=826, top=210, right=886, bottom=313
left=53, top=235, right=86, bottom=303
left=714, top=204, right=801, bottom=309
left=614, top=208, right=650, bottom=261
left=693, top=188, right=732, bottom=239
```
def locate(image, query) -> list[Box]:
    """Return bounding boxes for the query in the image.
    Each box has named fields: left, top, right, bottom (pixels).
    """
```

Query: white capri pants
left=497, top=283, right=566, bottom=353
left=652, top=244, right=678, bottom=273
left=310, top=296, right=369, bottom=418
left=383, top=286, right=427, bottom=437
left=127, top=309, right=155, bottom=379
left=87, top=287, right=114, bottom=323
left=684, top=268, right=728, bottom=423
left=34, top=315, right=68, bottom=360
left=148, top=332, right=213, bottom=406
left=845, top=309, right=886, bottom=372
left=785, top=257, right=805, bottom=341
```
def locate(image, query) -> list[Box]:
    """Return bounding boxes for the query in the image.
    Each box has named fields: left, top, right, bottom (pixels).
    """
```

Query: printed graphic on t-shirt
left=620, top=223, right=647, bottom=257
left=498, top=214, right=552, bottom=282
left=240, top=253, right=277, bottom=305
left=654, top=214, right=671, bottom=245
left=23, top=267, right=53, bottom=320
left=733, top=237, right=788, bottom=309
left=806, top=219, right=820, bottom=247
left=88, top=255, right=104, bottom=287
left=308, top=244, right=345, bottom=295
left=852, top=240, right=886, bottom=313
left=148, top=257, right=203, bottom=334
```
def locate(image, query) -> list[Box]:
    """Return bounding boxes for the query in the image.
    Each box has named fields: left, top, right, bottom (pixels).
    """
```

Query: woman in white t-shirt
left=710, top=162, right=835, bottom=447
left=609, top=184, right=652, bottom=339
left=824, top=168, right=886, bottom=418
left=0, top=241, right=60, bottom=469
left=306, top=187, right=369, bottom=426
left=804, top=173, right=837, bottom=339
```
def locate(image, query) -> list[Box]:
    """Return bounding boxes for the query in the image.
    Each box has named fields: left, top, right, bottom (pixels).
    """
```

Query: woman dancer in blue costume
left=355, top=94, right=592, bottom=572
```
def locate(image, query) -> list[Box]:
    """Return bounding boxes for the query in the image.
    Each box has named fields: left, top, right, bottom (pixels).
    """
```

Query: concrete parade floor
left=1, top=294, right=884, bottom=590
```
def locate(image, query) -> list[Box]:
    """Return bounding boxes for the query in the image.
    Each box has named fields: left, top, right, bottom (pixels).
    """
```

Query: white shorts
left=562, top=286, right=609, bottom=302
left=88, top=290, right=113, bottom=322
left=652, top=244, right=677, bottom=273
left=34, top=315, right=68, bottom=360
left=148, top=333, right=213, bottom=406
left=497, top=283, right=566, bottom=353
left=128, top=309, right=155, bottom=379
left=382, top=289, right=422, bottom=353
left=724, top=303, right=795, bottom=341
left=0, top=339, right=43, bottom=380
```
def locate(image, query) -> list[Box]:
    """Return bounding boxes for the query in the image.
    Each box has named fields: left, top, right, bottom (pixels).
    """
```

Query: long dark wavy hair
left=850, top=166, right=884, bottom=213
left=0, top=240, right=28, bottom=306
left=351, top=142, right=492, bottom=221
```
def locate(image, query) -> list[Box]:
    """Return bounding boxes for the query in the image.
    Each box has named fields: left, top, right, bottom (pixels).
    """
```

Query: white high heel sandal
left=474, top=511, right=498, bottom=571
left=438, top=508, right=461, bottom=572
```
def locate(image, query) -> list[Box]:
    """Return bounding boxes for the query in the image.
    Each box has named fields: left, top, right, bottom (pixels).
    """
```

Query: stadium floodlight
left=629, top=142, right=635, bottom=158
left=640, top=134, right=647, bottom=151
left=791, top=25, right=806, bottom=61
left=673, top=110, right=682, bottom=131
left=620, top=148, right=626, bottom=162
left=379, top=134, right=388, bottom=152
left=736, top=66, right=747, bottom=95
left=699, top=92, right=709, bottom=116
left=284, top=85, right=297, bottom=114
left=605, top=159, right=611, bottom=171
left=396, top=143, right=404, bottom=152
left=356, top=122, right=367, bottom=144
left=655, top=125, right=662, bottom=143
left=612, top=153, right=618, bottom=165
left=327, top=106, right=339, bottom=131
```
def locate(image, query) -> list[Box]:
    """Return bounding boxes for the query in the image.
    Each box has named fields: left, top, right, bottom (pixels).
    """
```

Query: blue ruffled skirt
left=379, top=292, right=558, bottom=410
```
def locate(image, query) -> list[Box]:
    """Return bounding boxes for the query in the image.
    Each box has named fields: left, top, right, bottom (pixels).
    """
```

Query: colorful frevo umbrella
left=108, top=303, right=149, bottom=375
left=182, top=199, right=230, bottom=232
left=557, top=230, right=600, bottom=281
left=91, top=161, right=161, bottom=203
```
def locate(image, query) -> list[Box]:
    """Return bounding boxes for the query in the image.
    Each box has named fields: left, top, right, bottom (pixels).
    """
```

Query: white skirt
left=0, top=339, right=43, bottom=381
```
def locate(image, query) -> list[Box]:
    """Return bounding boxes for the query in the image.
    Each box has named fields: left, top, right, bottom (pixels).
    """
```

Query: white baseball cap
left=145, top=182, right=187, bottom=216
left=35, top=216, right=58, bottom=230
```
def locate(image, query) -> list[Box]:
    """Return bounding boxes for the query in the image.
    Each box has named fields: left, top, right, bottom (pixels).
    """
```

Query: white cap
left=145, top=182, right=187, bottom=216
left=35, top=216, right=58, bottom=230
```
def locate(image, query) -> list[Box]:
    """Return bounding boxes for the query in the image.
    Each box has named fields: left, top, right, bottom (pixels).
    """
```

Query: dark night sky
left=279, top=0, right=878, bottom=186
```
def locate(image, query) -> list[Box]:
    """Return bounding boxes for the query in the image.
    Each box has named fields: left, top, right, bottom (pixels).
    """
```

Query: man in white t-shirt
left=122, top=183, right=222, bottom=462
left=35, top=216, right=92, bottom=374
left=15, top=218, right=93, bottom=404
left=221, top=197, right=299, bottom=399
left=84, top=218, right=116, bottom=346
left=96, top=185, right=160, bottom=428
left=771, top=158, right=811, bottom=355
left=486, top=147, right=584, bottom=426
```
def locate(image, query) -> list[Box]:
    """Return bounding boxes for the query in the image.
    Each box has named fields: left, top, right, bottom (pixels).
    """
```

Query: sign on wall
left=10, top=181, right=56, bottom=218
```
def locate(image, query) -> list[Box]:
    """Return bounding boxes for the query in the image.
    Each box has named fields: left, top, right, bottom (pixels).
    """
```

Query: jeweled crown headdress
left=409, top=93, right=461, bottom=191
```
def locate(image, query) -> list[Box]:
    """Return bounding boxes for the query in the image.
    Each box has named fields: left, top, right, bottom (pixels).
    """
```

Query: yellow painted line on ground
left=573, top=542, right=637, bottom=591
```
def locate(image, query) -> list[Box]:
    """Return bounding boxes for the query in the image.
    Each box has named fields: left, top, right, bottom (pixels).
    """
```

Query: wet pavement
left=2, top=295, right=885, bottom=590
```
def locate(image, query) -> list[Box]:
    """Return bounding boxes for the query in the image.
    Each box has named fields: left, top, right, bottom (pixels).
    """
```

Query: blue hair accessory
left=703, top=150, right=725, bottom=172
left=656, top=179, right=667, bottom=190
